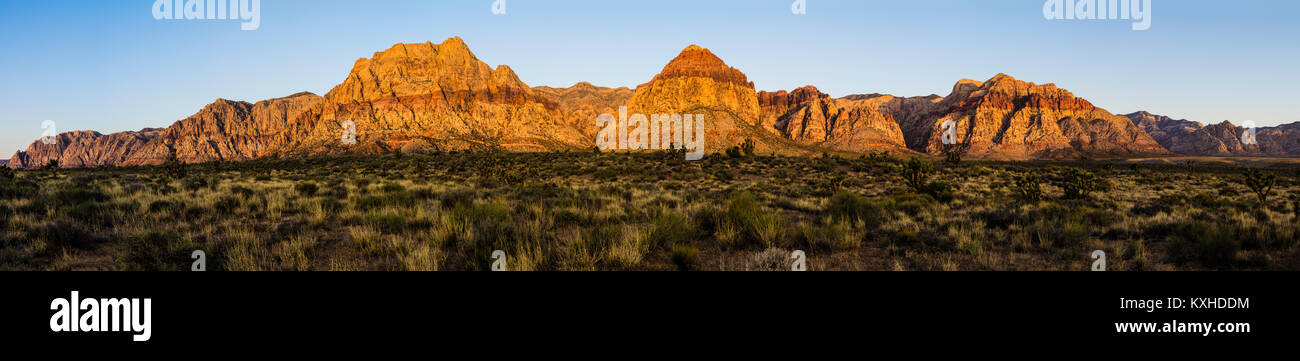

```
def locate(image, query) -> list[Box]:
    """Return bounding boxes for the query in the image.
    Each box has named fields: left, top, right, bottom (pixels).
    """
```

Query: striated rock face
left=630, top=46, right=909, bottom=155
left=757, top=86, right=909, bottom=152
left=7, top=39, right=1231, bottom=168
left=121, top=92, right=324, bottom=165
left=533, top=82, right=633, bottom=144
left=283, top=37, right=580, bottom=155
left=8, top=129, right=162, bottom=169
left=627, top=45, right=765, bottom=152
left=1126, top=111, right=1300, bottom=156
left=857, top=74, right=1168, bottom=159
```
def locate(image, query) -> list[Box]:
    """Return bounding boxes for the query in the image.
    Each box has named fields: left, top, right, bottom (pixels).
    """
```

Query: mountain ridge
left=11, top=37, right=1262, bottom=169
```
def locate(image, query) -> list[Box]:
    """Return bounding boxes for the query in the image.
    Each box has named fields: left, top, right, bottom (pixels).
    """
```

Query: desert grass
left=0, top=152, right=1297, bottom=271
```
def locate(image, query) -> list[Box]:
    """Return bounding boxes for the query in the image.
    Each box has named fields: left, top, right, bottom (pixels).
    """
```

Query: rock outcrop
left=120, top=92, right=324, bottom=165
left=7, top=39, right=1228, bottom=168
left=757, top=86, right=909, bottom=152
left=1126, top=111, right=1300, bottom=156
left=853, top=74, right=1168, bottom=159
left=281, top=37, right=582, bottom=155
left=7, top=129, right=162, bottom=169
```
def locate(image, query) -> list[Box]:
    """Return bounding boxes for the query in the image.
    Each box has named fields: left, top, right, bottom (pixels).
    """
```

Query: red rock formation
left=7, top=129, right=161, bottom=169
left=284, top=37, right=577, bottom=154
left=860, top=74, right=1168, bottom=159
left=1126, top=111, right=1300, bottom=156
left=121, top=92, right=323, bottom=165
left=6, top=40, right=1200, bottom=168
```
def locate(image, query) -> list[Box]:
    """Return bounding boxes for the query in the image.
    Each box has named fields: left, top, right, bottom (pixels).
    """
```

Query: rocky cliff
left=7, top=129, right=162, bottom=169
left=1126, top=111, right=1300, bottom=156
left=7, top=38, right=1228, bottom=169
left=851, top=74, right=1168, bottom=159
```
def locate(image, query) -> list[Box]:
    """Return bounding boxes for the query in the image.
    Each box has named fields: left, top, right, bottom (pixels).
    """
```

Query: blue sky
left=1, top=0, right=1297, bottom=152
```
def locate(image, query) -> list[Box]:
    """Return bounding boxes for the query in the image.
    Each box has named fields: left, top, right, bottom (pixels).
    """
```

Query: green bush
left=725, top=193, right=784, bottom=248
left=1057, top=168, right=1108, bottom=200
left=670, top=245, right=699, bottom=271
left=116, top=231, right=193, bottom=271
left=649, top=211, right=696, bottom=249
left=902, top=157, right=932, bottom=193
left=824, top=191, right=883, bottom=227
left=295, top=181, right=319, bottom=196
left=1012, top=174, right=1044, bottom=203
left=1165, top=221, right=1238, bottom=270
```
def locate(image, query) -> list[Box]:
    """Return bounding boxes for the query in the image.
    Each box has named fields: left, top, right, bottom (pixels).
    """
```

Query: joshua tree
left=902, top=157, right=932, bottom=193
left=1242, top=167, right=1276, bottom=206
left=740, top=138, right=756, bottom=157
left=1012, top=174, right=1044, bottom=203
left=42, top=159, right=59, bottom=173
left=165, top=149, right=186, bottom=179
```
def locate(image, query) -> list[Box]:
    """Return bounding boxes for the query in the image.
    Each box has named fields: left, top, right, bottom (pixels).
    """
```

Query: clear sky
left=1, top=0, right=1297, bottom=153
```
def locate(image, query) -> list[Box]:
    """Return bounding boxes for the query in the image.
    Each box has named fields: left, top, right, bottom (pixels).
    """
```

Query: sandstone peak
left=649, top=45, right=753, bottom=88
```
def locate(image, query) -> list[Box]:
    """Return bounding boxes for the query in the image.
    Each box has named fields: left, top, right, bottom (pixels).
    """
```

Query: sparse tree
left=42, top=159, right=59, bottom=173
left=1242, top=167, right=1276, bottom=206
left=902, top=157, right=932, bottom=193
left=165, top=149, right=186, bottom=179
left=1012, top=174, right=1044, bottom=203
left=740, top=138, right=756, bottom=157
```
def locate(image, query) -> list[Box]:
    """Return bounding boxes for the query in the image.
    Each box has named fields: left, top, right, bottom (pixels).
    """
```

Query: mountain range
left=8, top=37, right=1293, bottom=168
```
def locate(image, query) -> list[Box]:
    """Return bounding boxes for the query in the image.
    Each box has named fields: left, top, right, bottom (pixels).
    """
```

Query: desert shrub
left=50, top=187, right=110, bottom=206
left=182, top=177, right=207, bottom=192
left=725, top=146, right=743, bottom=158
left=922, top=181, right=956, bottom=203
left=0, top=179, right=39, bottom=200
left=367, top=213, right=408, bottom=234
left=31, top=220, right=103, bottom=256
left=438, top=189, right=476, bottom=208
left=1057, top=168, right=1108, bottom=200
left=670, top=245, right=699, bottom=271
left=380, top=183, right=406, bottom=193
left=724, top=193, right=784, bottom=248
left=452, top=202, right=510, bottom=223
left=1012, top=174, right=1044, bottom=203
left=214, top=196, right=241, bottom=214
left=902, top=157, right=932, bottom=193
left=350, top=189, right=414, bottom=211
left=319, top=198, right=345, bottom=215
left=884, top=193, right=937, bottom=216
left=147, top=200, right=178, bottom=214
left=824, top=191, right=883, bottom=227
left=793, top=222, right=856, bottom=251
left=229, top=185, right=255, bottom=198
left=59, top=202, right=111, bottom=227
left=1165, top=221, right=1238, bottom=270
left=295, top=182, right=319, bottom=196
left=649, top=211, right=695, bottom=249
left=116, top=231, right=193, bottom=271
left=740, top=138, right=756, bottom=157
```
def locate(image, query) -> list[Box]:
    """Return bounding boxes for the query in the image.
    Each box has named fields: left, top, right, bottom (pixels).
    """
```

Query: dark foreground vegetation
left=1, top=151, right=1298, bottom=271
